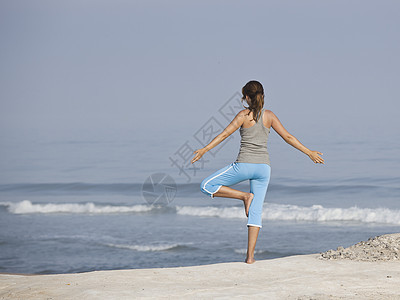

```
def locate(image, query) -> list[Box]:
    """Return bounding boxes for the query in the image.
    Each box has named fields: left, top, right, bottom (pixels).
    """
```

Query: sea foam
left=0, top=200, right=152, bottom=214
left=176, top=203, right=400, bottom=225
left=104, top=243, right=182, bottom=252
left=1, top=200, right=399, bottom=225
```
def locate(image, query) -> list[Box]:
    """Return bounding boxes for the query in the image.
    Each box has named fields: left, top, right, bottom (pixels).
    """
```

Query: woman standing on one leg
left=191, top=80, right=324, bottom=264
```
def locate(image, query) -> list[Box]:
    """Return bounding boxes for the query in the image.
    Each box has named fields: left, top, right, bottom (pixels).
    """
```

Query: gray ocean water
left=0, top=127, right=399, bottom=274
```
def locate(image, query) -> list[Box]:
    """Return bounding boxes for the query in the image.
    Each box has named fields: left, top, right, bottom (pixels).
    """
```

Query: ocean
left=0, top=127, right=399, bottom=274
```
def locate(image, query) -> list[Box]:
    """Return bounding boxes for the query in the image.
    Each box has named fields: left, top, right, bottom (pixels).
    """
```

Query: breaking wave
left=176, top=203, right=400, bottom=225
left=104, top=243, right=185, bottom=252
left=1, top=200, right=399, bottom=225
left=0, top=200, right=152, bottom=214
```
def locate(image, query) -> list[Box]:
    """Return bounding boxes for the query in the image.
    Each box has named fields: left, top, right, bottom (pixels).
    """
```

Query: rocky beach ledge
left=320, top=233, right=400, bottom=262
left=1, top=233, right=399, bottom=299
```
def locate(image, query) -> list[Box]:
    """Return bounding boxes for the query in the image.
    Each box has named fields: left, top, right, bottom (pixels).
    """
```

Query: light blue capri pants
left=200, top=162, right=271, bottom=228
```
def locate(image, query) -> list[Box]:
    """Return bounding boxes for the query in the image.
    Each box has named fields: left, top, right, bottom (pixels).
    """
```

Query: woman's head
left=242, top=80, right=264, bottom=122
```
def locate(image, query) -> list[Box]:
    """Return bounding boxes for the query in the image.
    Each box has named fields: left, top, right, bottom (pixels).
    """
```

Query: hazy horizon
left=1, top=1, right=399, bottom=141
left=1, top=1, right=399, bottom=186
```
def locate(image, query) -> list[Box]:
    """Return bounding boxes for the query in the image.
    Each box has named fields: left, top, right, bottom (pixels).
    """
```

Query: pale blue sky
left=1, top=0, right=399, bottom=142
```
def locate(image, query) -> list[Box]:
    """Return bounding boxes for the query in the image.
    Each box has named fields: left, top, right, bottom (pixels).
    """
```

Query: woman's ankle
left=245, top=256, right=256, bottom=264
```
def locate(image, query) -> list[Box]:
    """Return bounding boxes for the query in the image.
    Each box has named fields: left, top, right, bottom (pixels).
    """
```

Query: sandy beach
left=1, top=234, right=399, bottom=300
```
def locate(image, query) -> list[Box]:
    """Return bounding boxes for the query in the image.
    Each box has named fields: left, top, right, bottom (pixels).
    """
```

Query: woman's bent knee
left=200, top=178, right=222, bottom=198
left=200, top=179, right=212, bottom=197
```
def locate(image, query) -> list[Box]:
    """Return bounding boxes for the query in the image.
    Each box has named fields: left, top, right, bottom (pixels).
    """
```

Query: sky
left=0, top=0, right=399, bottom=144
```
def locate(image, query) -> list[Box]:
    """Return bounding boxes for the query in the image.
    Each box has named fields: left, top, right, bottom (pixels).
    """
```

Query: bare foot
left=243, top=193, right=254, bottom=217
left=245, top=257, right=256, bottom=264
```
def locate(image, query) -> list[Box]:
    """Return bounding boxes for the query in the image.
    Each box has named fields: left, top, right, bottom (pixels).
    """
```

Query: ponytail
left=241, top=81, right=265, bottom=122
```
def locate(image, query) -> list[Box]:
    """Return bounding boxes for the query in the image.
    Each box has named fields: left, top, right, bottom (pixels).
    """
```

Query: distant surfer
left=191, top=80, right=324, bottom=264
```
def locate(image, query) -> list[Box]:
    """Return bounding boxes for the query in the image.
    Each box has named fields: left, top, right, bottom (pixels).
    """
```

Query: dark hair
left=241, top=80, right=264, bottom=122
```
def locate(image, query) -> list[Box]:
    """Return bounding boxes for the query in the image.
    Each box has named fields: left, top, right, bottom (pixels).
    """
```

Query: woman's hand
left=307, top=151, right=324, bottom=164
left=191, top=148, right=207, bottom=164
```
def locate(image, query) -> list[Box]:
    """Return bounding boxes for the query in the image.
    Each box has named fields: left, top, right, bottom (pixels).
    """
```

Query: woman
left=191, top=80, right=324, bottom=264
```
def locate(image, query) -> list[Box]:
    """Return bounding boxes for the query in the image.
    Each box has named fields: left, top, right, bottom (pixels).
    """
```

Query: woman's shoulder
left=264, top=109, right=276, bottom=118
left=239, top=108, right=250, bottom=114
left=263, top=109, right=275, bottom=127
left=236, top=109, right=250, bottom=118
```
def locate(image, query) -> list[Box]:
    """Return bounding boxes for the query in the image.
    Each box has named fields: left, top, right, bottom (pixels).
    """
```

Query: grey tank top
left=235, top=109, right=270, bottom=165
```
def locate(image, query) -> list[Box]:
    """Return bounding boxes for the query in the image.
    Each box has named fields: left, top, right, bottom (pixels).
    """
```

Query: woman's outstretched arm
left=191, top=110, right=246, bottom=164
left=269, top=110, right=324, bottom=164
